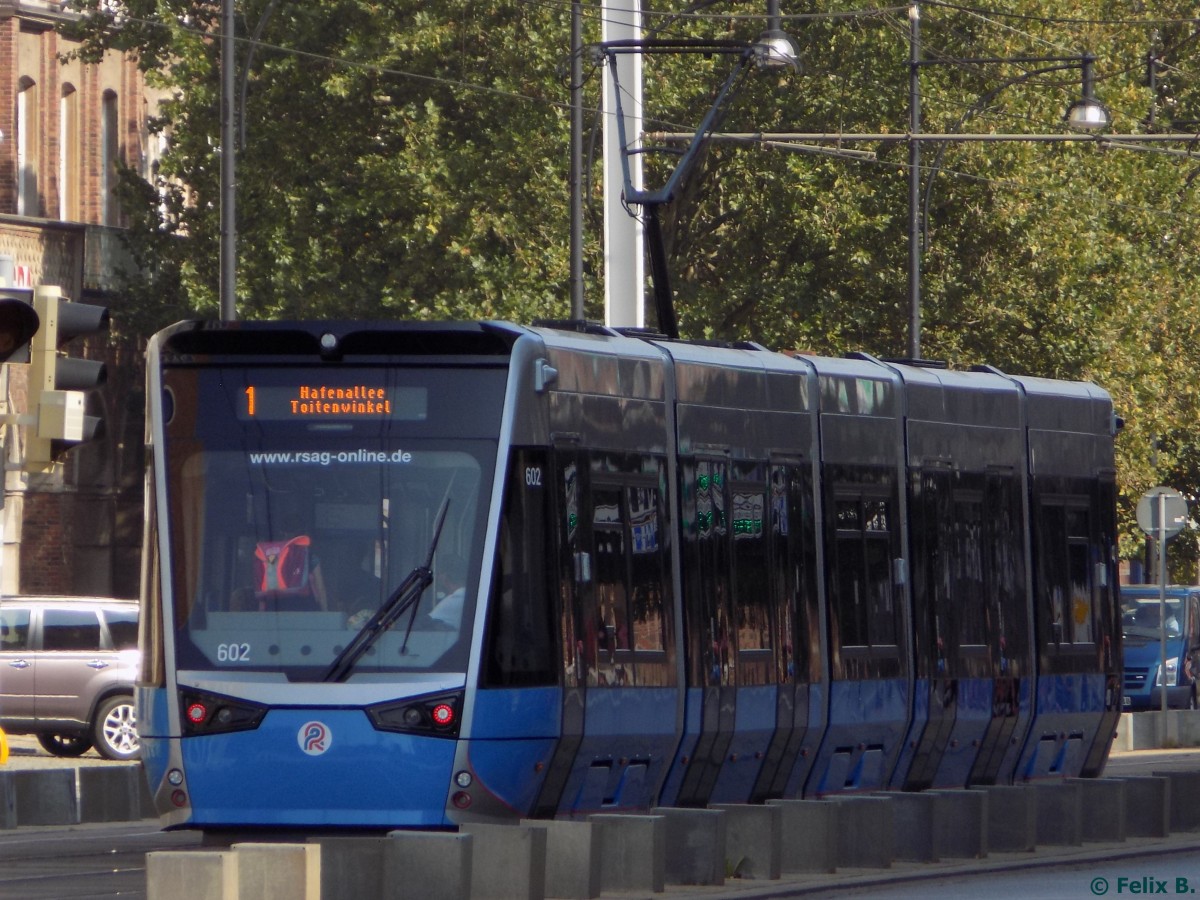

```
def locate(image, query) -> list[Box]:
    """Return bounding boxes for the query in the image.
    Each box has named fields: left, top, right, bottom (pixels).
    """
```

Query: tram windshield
left=160, top=364, right=504, bottom=680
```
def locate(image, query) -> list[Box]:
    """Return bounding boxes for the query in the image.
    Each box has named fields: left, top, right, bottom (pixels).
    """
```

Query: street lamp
left=906, top=2, right=1109, bottom=360
left=594, top=19, right=798, bottom=338
left=759, top=0, right=801, bottom=71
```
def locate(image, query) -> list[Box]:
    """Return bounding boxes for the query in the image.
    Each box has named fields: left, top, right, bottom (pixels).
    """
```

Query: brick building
left=0, top=0, right=163, bottom=597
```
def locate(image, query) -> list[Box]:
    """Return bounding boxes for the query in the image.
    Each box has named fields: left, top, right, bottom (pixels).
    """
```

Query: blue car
left=1121, top=585, right=1200, bottom=710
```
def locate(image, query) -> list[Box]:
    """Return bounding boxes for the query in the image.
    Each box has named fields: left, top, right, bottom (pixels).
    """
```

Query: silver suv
left=0, top=596, right=140, bottom=760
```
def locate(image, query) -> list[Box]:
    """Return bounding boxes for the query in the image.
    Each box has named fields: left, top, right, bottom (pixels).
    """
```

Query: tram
left=138, top=319, right=1121, bottom=828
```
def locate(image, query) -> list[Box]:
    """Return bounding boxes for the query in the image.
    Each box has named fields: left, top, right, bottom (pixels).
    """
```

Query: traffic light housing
left=0, top=289, right=39, bottom=364
left=26, top=285, right=110, bottom=471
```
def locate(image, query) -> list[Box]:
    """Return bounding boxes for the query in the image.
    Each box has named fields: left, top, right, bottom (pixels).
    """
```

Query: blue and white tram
left=138, top=320, right=1120, bottom=829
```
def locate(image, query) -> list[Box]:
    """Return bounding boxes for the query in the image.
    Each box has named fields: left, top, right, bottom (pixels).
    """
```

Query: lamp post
left=906, top=1, right=1109, bottom=359
left=594, top=19, right=798, bottom=338
left=570, top=1, right=584, bottom=320
left=219, top=0, right=237, bottom=322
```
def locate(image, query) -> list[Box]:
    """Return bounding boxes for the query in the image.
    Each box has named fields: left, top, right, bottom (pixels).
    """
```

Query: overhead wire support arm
left=591, top=39, right=765, bottom=340
left=594, top=40, right=761, bottom=209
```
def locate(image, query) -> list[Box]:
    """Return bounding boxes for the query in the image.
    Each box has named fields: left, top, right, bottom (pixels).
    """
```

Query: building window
left=60, top=85, right=81, bottom=221
left=17, top=78, right=40, bottom=217
left=101, top=90, right=120, bottom=225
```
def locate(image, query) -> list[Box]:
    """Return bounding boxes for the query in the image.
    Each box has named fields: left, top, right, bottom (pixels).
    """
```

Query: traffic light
left=26, top=285, right=110, bottom=471
left=0, top=288, right=39, bottom=364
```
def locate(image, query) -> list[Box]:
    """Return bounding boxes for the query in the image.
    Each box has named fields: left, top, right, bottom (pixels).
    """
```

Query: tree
left=63, top=0, right=1200, bottom=571
left=64, top=0, right=604, bottom=322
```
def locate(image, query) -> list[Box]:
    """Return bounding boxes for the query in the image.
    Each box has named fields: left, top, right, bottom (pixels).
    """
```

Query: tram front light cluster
left=180, top=689, right=267, bottom=736
left=367, top=691, right=462, bottom=738
left=449, top=770, right=474, bottom=809
left=165, top=768, right=188, bottom=808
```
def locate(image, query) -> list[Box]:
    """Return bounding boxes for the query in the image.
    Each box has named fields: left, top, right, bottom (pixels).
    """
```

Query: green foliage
left=63, top=0, right=593, bottom=323
left=60, top=0, right=1200, bottom=570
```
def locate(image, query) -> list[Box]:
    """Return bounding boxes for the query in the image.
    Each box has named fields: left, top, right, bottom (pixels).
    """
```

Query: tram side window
left=681, top=459, right=734, bottom=687
left=909, top=468, right=950, bottom=678
left=482, top=449, right=557, bottom=687
left=141, top=469, right=166, bottom=687
left=557, top=457, right=583, bottom=689
left=770, top=464, right=820, bottom=684
left=593, top=486, right=629, bottom=683
left=1066, top=510, right=1094, bottom=644
left=988, top=473, right=1029, bottom=676
left=913, top=471, right=1026, bottom=680
left=589, top=472, right=671, bottom=687
left=952, top=496, right=988, bottom=650
left=733, top=471, right=772, bottom=686
left=833, top=498, right=895, bottom=645
left=1036, top=499, right=1095, bottom=649
left=627, top=485, right=667, bottom=657
left=829, top=487, right=901, bottom=679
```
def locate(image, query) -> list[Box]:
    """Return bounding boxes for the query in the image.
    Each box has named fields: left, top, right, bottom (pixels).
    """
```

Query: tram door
left=900, top=467, right=1031, bottom=789
left=536, top=448, right=678, bottom=818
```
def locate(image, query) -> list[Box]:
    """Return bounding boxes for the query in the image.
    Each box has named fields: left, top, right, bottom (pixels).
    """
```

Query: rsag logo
left=298, top=721, right=331, bottom=756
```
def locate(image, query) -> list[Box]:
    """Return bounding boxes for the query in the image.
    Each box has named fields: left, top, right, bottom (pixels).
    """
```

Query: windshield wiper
left=322, top=497, right=450, bottom=683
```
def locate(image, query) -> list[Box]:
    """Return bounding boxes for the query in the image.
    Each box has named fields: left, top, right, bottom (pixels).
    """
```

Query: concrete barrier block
left=931, top=790, right=987, bottom=859
left=232, top=843, right=319, bottom=900
left=649, top=807, right=725, bottom=886
left=147, top=850, right=238, bottom=900
left=78, top=766, right=142, bottom=823
left=972, top=785, right=1035, bottom=853
left=826, top=796, right=893, bottom=869
left=1112, top=715, right=1134, bottom=752
left=1153, top=771, right=1200, bottom=832
left=1119, top=776, right=1170, bottom=838
left=710, top=803, right=782, bottom=880
left=768, top=799, right=838, bottom=874
left=522, top=819, right=601, bottom=899
left=1069, top=778, right=1127, bottom=843
left=1179, top=712, right=1200, bottom=746
left=308, top=836, right=388, bottom=900
left=1121, top=712, right=1171, bottom=750
left=384, top=830, right=472, bottom=900
left=882, top=792, right=937, bottom=862
left=14, top=769, right=77, bottom=826
left=1034, top=781, right=1082, bottom=846
left=460, top=823, right=546, bottom=900
left=1115, top=712, right=1200, bottom=749
left=589, top=813, right=665, bottom=893
left=0, top=771, right=16, bottom=830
